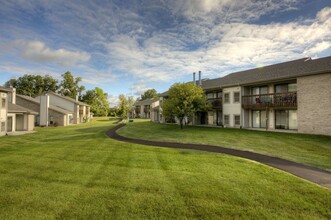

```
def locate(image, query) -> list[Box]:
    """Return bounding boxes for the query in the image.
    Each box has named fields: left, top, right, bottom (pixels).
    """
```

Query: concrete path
left=106, top=124, right=331, bottom=189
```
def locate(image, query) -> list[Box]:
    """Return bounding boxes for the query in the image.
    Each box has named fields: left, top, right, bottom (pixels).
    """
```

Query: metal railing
left=242, top=92, right=297, bottom=109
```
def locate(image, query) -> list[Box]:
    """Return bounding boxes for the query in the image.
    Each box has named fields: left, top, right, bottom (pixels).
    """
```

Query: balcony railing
left=242, top=92, right=297, bottom=109
left=135, top=108, right=141, bottom=114
left=144, top=106, right=150, bottom=113
left=208, top=98, right=223, bottom=109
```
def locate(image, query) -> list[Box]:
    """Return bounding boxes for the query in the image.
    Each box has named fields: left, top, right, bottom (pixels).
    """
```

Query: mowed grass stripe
left=0, top=118, right=330, bottom=219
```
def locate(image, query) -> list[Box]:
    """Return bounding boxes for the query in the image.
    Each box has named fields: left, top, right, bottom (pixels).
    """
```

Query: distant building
left=133, top=98, right=160, bottom=122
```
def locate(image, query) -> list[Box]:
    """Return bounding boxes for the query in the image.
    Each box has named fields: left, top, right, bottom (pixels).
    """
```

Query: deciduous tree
left=140, top=89, right=157, bottom=100
left=58, top=71, right=85, bottom=99
left=117, top=95, right=135, bottom=119
left=4, top=74, right=59, bottom=97
left=163, top=83, right=208, bottom=129
left=81, top=87, right=109, bottom=116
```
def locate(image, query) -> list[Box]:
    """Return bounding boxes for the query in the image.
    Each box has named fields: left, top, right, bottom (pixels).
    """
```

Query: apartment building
left=159, top=56, right=331, bottom=136
left=133, top=98, right=160, bottom=121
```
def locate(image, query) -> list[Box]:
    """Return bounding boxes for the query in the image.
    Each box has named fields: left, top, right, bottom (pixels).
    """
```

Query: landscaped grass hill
left=118, top=120, right=331, bottom=171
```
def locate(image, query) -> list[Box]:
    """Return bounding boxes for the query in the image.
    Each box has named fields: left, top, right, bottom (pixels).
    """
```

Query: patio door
left=7, top=116, right=13, bottom=132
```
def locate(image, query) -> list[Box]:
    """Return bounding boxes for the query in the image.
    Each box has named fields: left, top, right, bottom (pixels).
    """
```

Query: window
left=275, top=83, right=296, bottom=93
left=68, top=114, right=73, bottom=124
left=207, top=93, right=214, bottom=99
left=224, top=93, right=230, bottom=103
left=1, top=98, right=5, bottom=109
left=224, top=115, right=230, bottom=126
left=234, top=115, right=240, bottom=126
left=233, top=92, right=240, bottom=103
left=252, top=86, right=268, bottom=95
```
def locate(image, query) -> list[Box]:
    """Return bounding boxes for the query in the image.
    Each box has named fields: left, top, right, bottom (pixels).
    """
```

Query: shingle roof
left=16, top=94, right=73, bottom=114
left=162, top=56, right=331, bottom=93
left=8, top=103, right=38, bottom=114
left=216, top=56, right=331, bottom=88
left=44, top=91, right=90, bottom=106
left=134, top=98, right=158, bottom=106
left=0, top=86, right=11, bottom=92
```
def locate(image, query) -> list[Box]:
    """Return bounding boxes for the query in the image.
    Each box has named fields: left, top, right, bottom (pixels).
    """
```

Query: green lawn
left=0, top=118, right=330, bottom=219
left=117, top=120, right=331, bottom=171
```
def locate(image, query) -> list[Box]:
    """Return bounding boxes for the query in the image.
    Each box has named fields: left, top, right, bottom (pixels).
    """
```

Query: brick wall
left=297, top=73, right=331, bottom=136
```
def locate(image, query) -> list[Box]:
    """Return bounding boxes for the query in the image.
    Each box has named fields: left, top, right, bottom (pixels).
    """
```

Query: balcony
left=242, top=92, right=297, bottom=109
left=144, top=106, right=150, bottom=113
left=135, top=108, right=141, bottom=114
left=208, top=98, right=222, bottom=109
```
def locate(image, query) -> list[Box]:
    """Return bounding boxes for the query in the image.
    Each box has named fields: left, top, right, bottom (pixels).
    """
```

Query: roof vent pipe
left=193, top=72, right=196, bottom=85
left=199, top=71, right=202, bottom=86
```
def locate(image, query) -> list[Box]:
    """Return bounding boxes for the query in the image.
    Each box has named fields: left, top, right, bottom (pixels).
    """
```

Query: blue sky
left=0, top=0, right=330, bottom=106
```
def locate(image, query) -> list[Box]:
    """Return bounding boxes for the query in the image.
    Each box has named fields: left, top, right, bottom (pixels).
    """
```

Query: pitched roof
left=134, top=98, right=158, bottom=106
left=8, top=103, right=38, bottom=114
left=215, top=56, right=331, bottom=88
left=44, top=91, right=90, bottom=106
left=0, top=86, right=11, bottom=93
left=16, top=94, right=73, bottom=114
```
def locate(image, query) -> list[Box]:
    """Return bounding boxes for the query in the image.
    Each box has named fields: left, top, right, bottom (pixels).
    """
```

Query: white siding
left=223, top=87, right=241, bottom=127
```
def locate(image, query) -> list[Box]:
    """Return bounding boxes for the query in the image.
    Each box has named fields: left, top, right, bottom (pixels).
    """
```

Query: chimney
left=193, top=72, right=196, bottom=85
left=198, top=71, right=202, bottom=86
left=8, top=87, right=16, bottom=104
left=76, top=95, right=79, bottom=102
left=40, top=95, right=50, bottom=127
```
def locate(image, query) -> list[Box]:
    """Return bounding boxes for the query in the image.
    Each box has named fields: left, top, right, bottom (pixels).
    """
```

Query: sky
left=0, top=0, right=330, bottom=106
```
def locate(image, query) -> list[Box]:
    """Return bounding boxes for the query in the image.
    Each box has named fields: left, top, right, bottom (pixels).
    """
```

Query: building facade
left=133, top=98, right=160, bottom=122
left=159, top=56, right=331, bottom=136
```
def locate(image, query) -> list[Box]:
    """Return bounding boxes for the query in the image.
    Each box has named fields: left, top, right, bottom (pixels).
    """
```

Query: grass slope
left=0, top=118, right=330, bottom=219
left=118, top=120, right=331, bottom=171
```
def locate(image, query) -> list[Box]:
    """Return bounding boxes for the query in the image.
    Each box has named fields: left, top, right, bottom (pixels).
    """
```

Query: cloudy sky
left=0, top=0, right=330, bottom=106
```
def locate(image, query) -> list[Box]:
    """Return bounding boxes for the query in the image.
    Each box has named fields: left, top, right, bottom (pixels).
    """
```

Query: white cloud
left=304, top=41, right=331, bottom=55
left=102, top=6, right=331, bottom=82
left=10, top=40, right=90, bottom=66
left=1, top=1, right=330, bottom=96
left=129, top=81, right=152, bottom=96
left=107, top=95, right=119, bottom=107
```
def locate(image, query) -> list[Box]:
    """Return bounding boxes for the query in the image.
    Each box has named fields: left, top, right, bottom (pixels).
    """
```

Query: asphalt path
left=106, top=124, right=331, bottom=189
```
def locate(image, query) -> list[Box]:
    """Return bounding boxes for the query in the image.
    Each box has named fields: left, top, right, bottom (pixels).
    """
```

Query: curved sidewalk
left=106, top=124, right=331, bottom=189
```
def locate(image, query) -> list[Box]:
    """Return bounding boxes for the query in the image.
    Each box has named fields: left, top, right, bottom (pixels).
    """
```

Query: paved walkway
left=106, top=124, right=331, bottom=189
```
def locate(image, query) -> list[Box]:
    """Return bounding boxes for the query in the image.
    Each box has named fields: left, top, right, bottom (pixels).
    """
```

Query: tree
left=58, top=71, right=85, bottom=99
left=4, top=74, right=59, bottom=97
left=117, top=94, right=128, bottom=119
left=117, top=95, right=135, bottom=119
left=81, top=87, right=110, bottom=116
left=162, top=83, right=209, bottom=129
left=140, top=89, right=157, bottom=100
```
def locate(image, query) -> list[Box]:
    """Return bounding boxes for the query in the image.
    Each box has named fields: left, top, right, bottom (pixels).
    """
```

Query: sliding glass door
left=252, top=110, right=267, bottom=128
left=275, top=110, right=297, bottom=130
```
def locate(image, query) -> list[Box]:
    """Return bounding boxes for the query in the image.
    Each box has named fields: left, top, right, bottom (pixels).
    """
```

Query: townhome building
left=1, top=86, right=37, bottom=136
left=15, top=91, right=91, bottom=127
left=0, top=86, right=10, bottom=136
left=159, top=56, right=331, bottom=136
left=35, top=92, right=91, bottom=125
